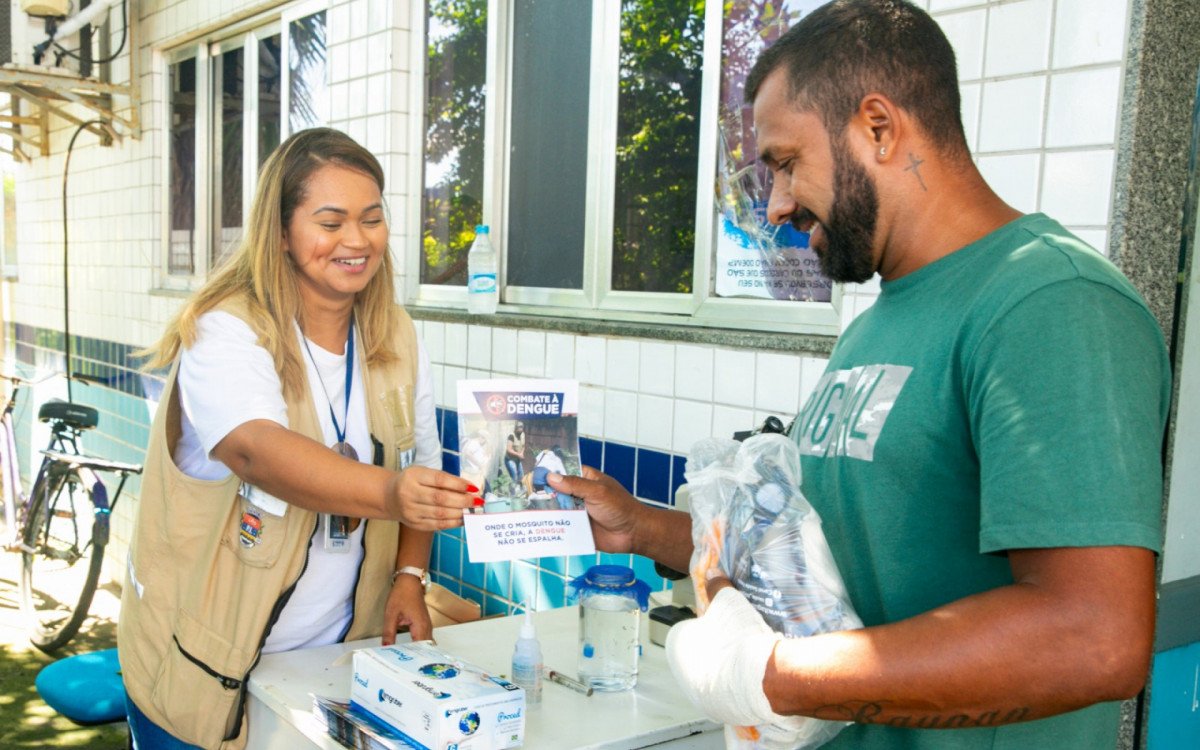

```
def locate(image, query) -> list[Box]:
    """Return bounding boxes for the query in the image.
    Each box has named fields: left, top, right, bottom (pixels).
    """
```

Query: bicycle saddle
left=38, top=399, right=99, bottom=430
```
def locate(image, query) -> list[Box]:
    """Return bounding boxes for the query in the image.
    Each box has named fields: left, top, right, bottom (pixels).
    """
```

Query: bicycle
left=1, top=369, right=143, bottom=652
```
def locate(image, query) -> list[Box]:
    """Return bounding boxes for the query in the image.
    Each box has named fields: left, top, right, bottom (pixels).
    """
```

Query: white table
left=247, top=606, right=722, bottom=749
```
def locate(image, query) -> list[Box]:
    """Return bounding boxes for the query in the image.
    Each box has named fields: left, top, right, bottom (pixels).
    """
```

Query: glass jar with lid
left=567, top=565, right=651, bottom=691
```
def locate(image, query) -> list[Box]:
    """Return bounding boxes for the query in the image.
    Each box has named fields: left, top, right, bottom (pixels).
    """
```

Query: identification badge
left=325, top=440, right=358, bottom=552
left=239, top=510, right=263, bottom=548
left=323, top=513, right=352, bottom=553
left=380, top=385, right=416, bottom=469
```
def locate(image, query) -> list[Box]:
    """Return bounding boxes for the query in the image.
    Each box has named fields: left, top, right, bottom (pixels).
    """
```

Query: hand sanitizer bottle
left=511, top=606, right=543, bottom=705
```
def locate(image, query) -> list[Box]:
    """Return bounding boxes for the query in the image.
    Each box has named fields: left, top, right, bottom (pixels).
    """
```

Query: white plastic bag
left=686, top=434, right=861, bottom=750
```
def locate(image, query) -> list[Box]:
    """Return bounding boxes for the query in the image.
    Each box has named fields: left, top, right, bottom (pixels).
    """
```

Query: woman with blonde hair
left=119, top=127, right=478, bottom=749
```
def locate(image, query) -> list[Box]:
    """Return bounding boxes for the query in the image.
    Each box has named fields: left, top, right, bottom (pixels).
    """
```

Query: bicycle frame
left=2, top=406, right=22, bottom=547
left=2, top=379, right=97, bottom=552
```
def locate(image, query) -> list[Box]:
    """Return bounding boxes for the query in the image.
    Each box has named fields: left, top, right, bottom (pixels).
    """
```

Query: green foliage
left=421, top=0, right=739, bottom=293
left=611, top=0, right=707, bottom=294
left=421, top=0, right=486, bottom=285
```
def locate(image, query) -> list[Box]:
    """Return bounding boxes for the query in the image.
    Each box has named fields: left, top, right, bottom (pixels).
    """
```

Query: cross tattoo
left=905, top=152, right=928, bottom=191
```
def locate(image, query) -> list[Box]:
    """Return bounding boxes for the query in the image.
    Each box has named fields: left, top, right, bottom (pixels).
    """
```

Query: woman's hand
left=387, top=467, right=480, bottom=531
left=382, top=574, right=434, bottom=645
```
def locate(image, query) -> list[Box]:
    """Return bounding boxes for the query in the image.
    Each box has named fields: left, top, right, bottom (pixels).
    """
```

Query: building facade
left=0, top=0, right=1196, bottom=745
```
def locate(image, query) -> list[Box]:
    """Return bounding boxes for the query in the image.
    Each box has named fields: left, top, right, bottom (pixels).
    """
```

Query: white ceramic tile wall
left=578, top=385, right=605, bottom=437
left=983, top=0, right=1052, bottom=78
left=545, top=332, right=575, bottom=379
left=1053, top=0, right=1129, bottom=68
left=4, top=1, right=1144, bottom=570
left=938, top=9, right=987, bottom=81
left=1040, top=150, right=1116, bottom=226
left=638, top=341, right=675, bottom=397
left=516, top=329, right=546, bottom=377
left=491, top=328, right=517, bottom=374
left=1045, top=67, right=1122, bottom=148
left=978, top=153, right=1042, bottom=214
left=713, top=348, right=757, bottom=407
left=467, top=325, right=491, bottom=370
left=674, top=345, right=715, bottom=402
left=978, top=76, right=1047, bottom=152
left=5, top=0, right=388, bottom=350
left=933, top=0, right=1131, bottom=249
left=959, top=80, right=982, bottom=152
left=604, top=389, right=638, bottom=444
left=673, top=400, right=714, bottom=454
left=605, top=339, right=640, bottom=391
left=636, top=394, right=674, bottom=451
left=754, top=352, right=801, bottom=416
left=443, top=323, right=468, bottom=366
left=575, top=336, right=606, bottom=386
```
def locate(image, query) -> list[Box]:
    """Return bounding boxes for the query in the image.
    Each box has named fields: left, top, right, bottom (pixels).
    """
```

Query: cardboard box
left=351, top=642, right=525, bottom=750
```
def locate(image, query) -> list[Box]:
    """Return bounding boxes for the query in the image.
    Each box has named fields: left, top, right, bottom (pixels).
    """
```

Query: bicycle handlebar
left=40, top=449, right=143, bottom=476
left=1, top=370, right=97, bottom=388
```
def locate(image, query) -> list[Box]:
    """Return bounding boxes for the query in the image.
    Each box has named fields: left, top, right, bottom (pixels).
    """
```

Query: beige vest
left=118, top=299, right=418, bottom=749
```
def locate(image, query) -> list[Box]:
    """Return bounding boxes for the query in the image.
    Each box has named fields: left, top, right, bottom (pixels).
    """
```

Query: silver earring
left=879, top=147, right=886, bottom=156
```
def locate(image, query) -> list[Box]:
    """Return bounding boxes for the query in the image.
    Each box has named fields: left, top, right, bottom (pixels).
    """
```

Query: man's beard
left=812, top=143, right=879, bottom=284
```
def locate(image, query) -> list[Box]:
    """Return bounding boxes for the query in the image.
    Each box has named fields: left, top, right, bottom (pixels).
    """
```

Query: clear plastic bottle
left=511, top=606, right=542, bottom=705
left=568, top=565, right=651, bottom=692
left=466, top=224, right=498, bottom=315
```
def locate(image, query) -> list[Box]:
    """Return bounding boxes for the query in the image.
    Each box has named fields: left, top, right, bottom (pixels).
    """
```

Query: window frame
left=156, top=0, right=326, bottom=291
left=406, top=0, right=843, bottom=336
left=2, top=163, right=18, bottom=280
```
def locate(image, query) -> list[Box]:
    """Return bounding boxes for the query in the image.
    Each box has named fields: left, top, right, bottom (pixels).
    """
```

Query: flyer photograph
left=457, top=378, right=596, bottom=563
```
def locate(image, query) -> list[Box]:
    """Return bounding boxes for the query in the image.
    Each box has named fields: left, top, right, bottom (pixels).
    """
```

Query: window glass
left=169, top=57, right=197, bottom=276
left=289, top=12, right=327, bottom=133
left=421, top=0, right=486, bottom=286
left=2, top=171, right=15, bottom=273
left=259, top=34, right=282, bottom=167
left=163, top=8, right=326, bottom=282
left=715, top=0, right=830, bottom=302
left=213, top=46, right=245, bottom=268
left=505, top=0, right=591, bottom=290
left=612, top=0, right=705, bottom=294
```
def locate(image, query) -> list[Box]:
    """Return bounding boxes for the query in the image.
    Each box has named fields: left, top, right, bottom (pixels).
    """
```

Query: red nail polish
left=467, top=484, right=480, bottom=493
left=473, top=497, right=485, bottom=507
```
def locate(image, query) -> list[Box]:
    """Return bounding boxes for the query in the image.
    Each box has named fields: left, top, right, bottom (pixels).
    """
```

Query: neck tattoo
left=905, top=152, right=928, bottom=192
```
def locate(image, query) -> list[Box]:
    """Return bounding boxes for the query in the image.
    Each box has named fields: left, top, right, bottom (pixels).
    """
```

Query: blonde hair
left=142, top=127, right=401, bottom=397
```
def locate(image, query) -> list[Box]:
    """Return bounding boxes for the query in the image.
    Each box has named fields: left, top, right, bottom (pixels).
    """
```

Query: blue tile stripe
left=5, top=323, right=155, bottom=488
left=5, top=325, right=680, bottom=612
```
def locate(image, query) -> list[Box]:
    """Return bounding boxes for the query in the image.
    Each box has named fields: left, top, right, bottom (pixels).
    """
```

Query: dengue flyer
left=457, top=378, right=595, bottom=563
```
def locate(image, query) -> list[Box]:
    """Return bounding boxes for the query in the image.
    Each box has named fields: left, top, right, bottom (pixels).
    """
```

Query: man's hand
left=666, top=571, right=789, bottom=728
left=387, top=467, right=479, bottom=531
left=547, top=466, right=641, bottom=553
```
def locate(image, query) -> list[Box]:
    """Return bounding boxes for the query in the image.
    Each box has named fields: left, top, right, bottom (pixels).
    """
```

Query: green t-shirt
left=791, top=214, right=1169, bottom=749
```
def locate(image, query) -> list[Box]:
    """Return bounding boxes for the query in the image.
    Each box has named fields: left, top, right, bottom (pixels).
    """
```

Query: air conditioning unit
left=20, top=1, right=68, bottom=18
left=2, top=0, right=63, bottom=67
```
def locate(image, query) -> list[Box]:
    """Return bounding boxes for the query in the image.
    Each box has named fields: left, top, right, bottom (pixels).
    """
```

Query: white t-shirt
left=535, top=449, right=567, bottom=475
left=175, top=310, right=440, bottom=653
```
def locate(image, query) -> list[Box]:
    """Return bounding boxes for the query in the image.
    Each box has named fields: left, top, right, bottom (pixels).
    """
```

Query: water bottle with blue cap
left=568, top=565, right=651, bottom=691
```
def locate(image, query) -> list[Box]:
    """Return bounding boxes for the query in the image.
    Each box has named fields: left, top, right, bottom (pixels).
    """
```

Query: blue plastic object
left=35, top=648, right=127, bottom=724
left=567, top=564, right=652, bottom=610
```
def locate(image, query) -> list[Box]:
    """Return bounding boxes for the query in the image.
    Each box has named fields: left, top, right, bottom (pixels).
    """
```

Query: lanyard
left=300, top=313, right=355, bottom=451
left=329, top=315, right=354, bottom=444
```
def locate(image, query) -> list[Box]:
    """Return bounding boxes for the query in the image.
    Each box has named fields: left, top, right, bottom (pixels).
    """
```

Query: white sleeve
left=178, top=311, right=290, bottom=456
left=412, top=336, right=442, bottom=470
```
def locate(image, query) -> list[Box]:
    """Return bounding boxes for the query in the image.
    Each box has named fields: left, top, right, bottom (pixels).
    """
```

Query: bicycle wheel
left=19, top=465, right=106, bottom=652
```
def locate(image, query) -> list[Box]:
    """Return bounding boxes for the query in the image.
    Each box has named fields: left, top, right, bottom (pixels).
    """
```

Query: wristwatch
left=392, top=566, right=429, bottom=589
